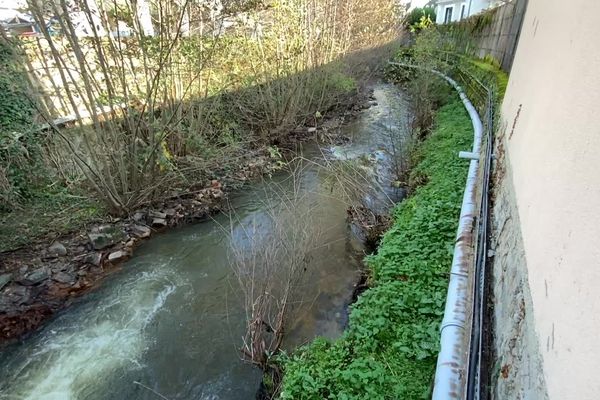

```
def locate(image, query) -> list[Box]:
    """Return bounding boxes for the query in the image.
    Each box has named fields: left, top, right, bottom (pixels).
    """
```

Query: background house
left=0, top=12, right=35, bottom=36
left=400, top=0, right=434, bottom=11
left=434, top=0, right=502, bottom=24
left=0, top=0, right=35, bottom=36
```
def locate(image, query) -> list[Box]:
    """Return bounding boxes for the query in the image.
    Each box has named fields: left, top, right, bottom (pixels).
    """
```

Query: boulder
left=131, top=224, right=151, bottom=239
left=108, top=250, right=127, bottom=262
left=152, top=218, right=167, bottom=227
left=0, top=297, right=12, bottom=312
left=51, top=264, right=69, bottom=274
left=84, top=252, right=102, bottom=267
left=148, top=210, right=167, bottom=219
left=48, top=241, right=67, bottom=257
left=88, top=226, right=125, bottom=250
left=18, top=268, right=49, bottom=286
left=164, top=208, right=176, bottom=217
left=133, top=211, right=146, bottom=222
left=6, top=285, right=31, bottom=305
left=0, top=273, right=12, bottom=291
left=53, top=271, right=76, bottom=284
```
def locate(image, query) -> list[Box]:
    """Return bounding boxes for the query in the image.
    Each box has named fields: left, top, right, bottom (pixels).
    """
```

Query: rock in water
left=108, top=251, right=127, bottom=262
left=152, top=218, right=167, bottom=227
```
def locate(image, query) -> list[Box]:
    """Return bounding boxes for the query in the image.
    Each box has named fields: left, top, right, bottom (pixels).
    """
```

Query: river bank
left=279, top=88, right=475, bottom=399
left=0, top=86, right=378, bottom=345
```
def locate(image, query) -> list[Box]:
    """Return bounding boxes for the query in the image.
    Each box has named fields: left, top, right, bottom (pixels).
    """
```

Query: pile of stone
left=0, top=183, right=225, bottom=343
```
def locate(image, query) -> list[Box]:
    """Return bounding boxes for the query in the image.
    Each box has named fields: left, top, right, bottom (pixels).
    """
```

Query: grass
left=0, top=188, right=106, bottom=252
left=279, top=92, right=474, bottom=399
left=470, top=57, right=509, bottom=98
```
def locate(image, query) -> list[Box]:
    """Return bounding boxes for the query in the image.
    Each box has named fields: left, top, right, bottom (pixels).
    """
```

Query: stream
left=0, top=83, right=409, bottom=400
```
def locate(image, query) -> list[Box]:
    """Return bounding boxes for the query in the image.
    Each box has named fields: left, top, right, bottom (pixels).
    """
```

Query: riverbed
left=0, top=83, right=409, bottom=400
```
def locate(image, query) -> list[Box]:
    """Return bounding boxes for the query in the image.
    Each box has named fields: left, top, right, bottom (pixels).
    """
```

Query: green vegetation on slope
left=0, top=39, right=107, bottom=251
left=471, top=58, right=508, bottom=98
left=280, top=95, right=473, bottom=399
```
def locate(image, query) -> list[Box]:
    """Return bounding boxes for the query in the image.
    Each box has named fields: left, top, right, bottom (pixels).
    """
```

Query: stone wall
left=489, top=144, right=547, bottom=399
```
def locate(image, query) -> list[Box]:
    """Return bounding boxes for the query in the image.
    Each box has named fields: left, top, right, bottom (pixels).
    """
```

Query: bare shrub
left=5, top=0, right=401, bottom=214
left=226, top=161, right=321, bottom=368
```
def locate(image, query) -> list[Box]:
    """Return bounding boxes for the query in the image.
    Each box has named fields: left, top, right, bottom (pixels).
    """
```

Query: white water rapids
left=1, top=266, right=178, bottom=400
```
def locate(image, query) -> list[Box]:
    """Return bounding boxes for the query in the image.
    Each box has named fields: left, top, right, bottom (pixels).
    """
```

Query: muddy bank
left=0, top=89, right=376, bottom=345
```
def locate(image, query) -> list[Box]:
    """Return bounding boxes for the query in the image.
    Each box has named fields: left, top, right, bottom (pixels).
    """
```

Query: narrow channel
left=0, top=83, right=409, bottom=400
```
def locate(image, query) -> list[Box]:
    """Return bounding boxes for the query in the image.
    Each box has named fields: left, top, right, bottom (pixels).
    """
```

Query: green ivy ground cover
left=280, top=93, right=473, bottom=399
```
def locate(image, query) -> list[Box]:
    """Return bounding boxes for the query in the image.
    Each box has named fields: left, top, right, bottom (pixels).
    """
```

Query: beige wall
left=500, top=0, right=600, bottom=398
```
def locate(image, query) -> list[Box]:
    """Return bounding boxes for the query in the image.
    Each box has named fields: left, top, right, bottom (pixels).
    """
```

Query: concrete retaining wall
left=449, top=0, right=528, bottom=72
left=471, top=0, right=527, bottom=72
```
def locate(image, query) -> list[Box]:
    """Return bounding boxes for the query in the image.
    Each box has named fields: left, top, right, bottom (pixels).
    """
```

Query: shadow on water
left=0, top=83, right=410, bottom=400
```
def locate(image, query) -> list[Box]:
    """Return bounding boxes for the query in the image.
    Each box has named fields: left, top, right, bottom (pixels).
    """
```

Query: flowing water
left=0, top=83, right=409, bottom=400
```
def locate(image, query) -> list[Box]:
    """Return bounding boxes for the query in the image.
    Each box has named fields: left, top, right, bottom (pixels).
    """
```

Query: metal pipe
left=388, top=62, right=483, bottom=400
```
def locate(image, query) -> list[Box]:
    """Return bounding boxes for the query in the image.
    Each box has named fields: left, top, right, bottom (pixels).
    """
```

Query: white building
left=434, top=0, right=501, bottom=24
left=400, top=0, right=434, bottom=11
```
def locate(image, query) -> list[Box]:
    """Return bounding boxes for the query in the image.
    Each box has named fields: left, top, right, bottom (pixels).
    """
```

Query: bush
left=404, top=7, right=436, bottom=31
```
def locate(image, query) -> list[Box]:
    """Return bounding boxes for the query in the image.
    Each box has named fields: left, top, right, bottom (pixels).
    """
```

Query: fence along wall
left=450, top=0, right=528, bottom=72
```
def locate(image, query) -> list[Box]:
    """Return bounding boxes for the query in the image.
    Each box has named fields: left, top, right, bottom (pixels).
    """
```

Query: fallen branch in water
left=133, top=381, right=171, bottom=400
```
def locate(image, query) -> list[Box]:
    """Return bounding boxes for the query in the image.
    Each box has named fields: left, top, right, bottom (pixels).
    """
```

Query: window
left=444, top=6, right=454, bottom=24
left=460, top=3, right=467, bottom=20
